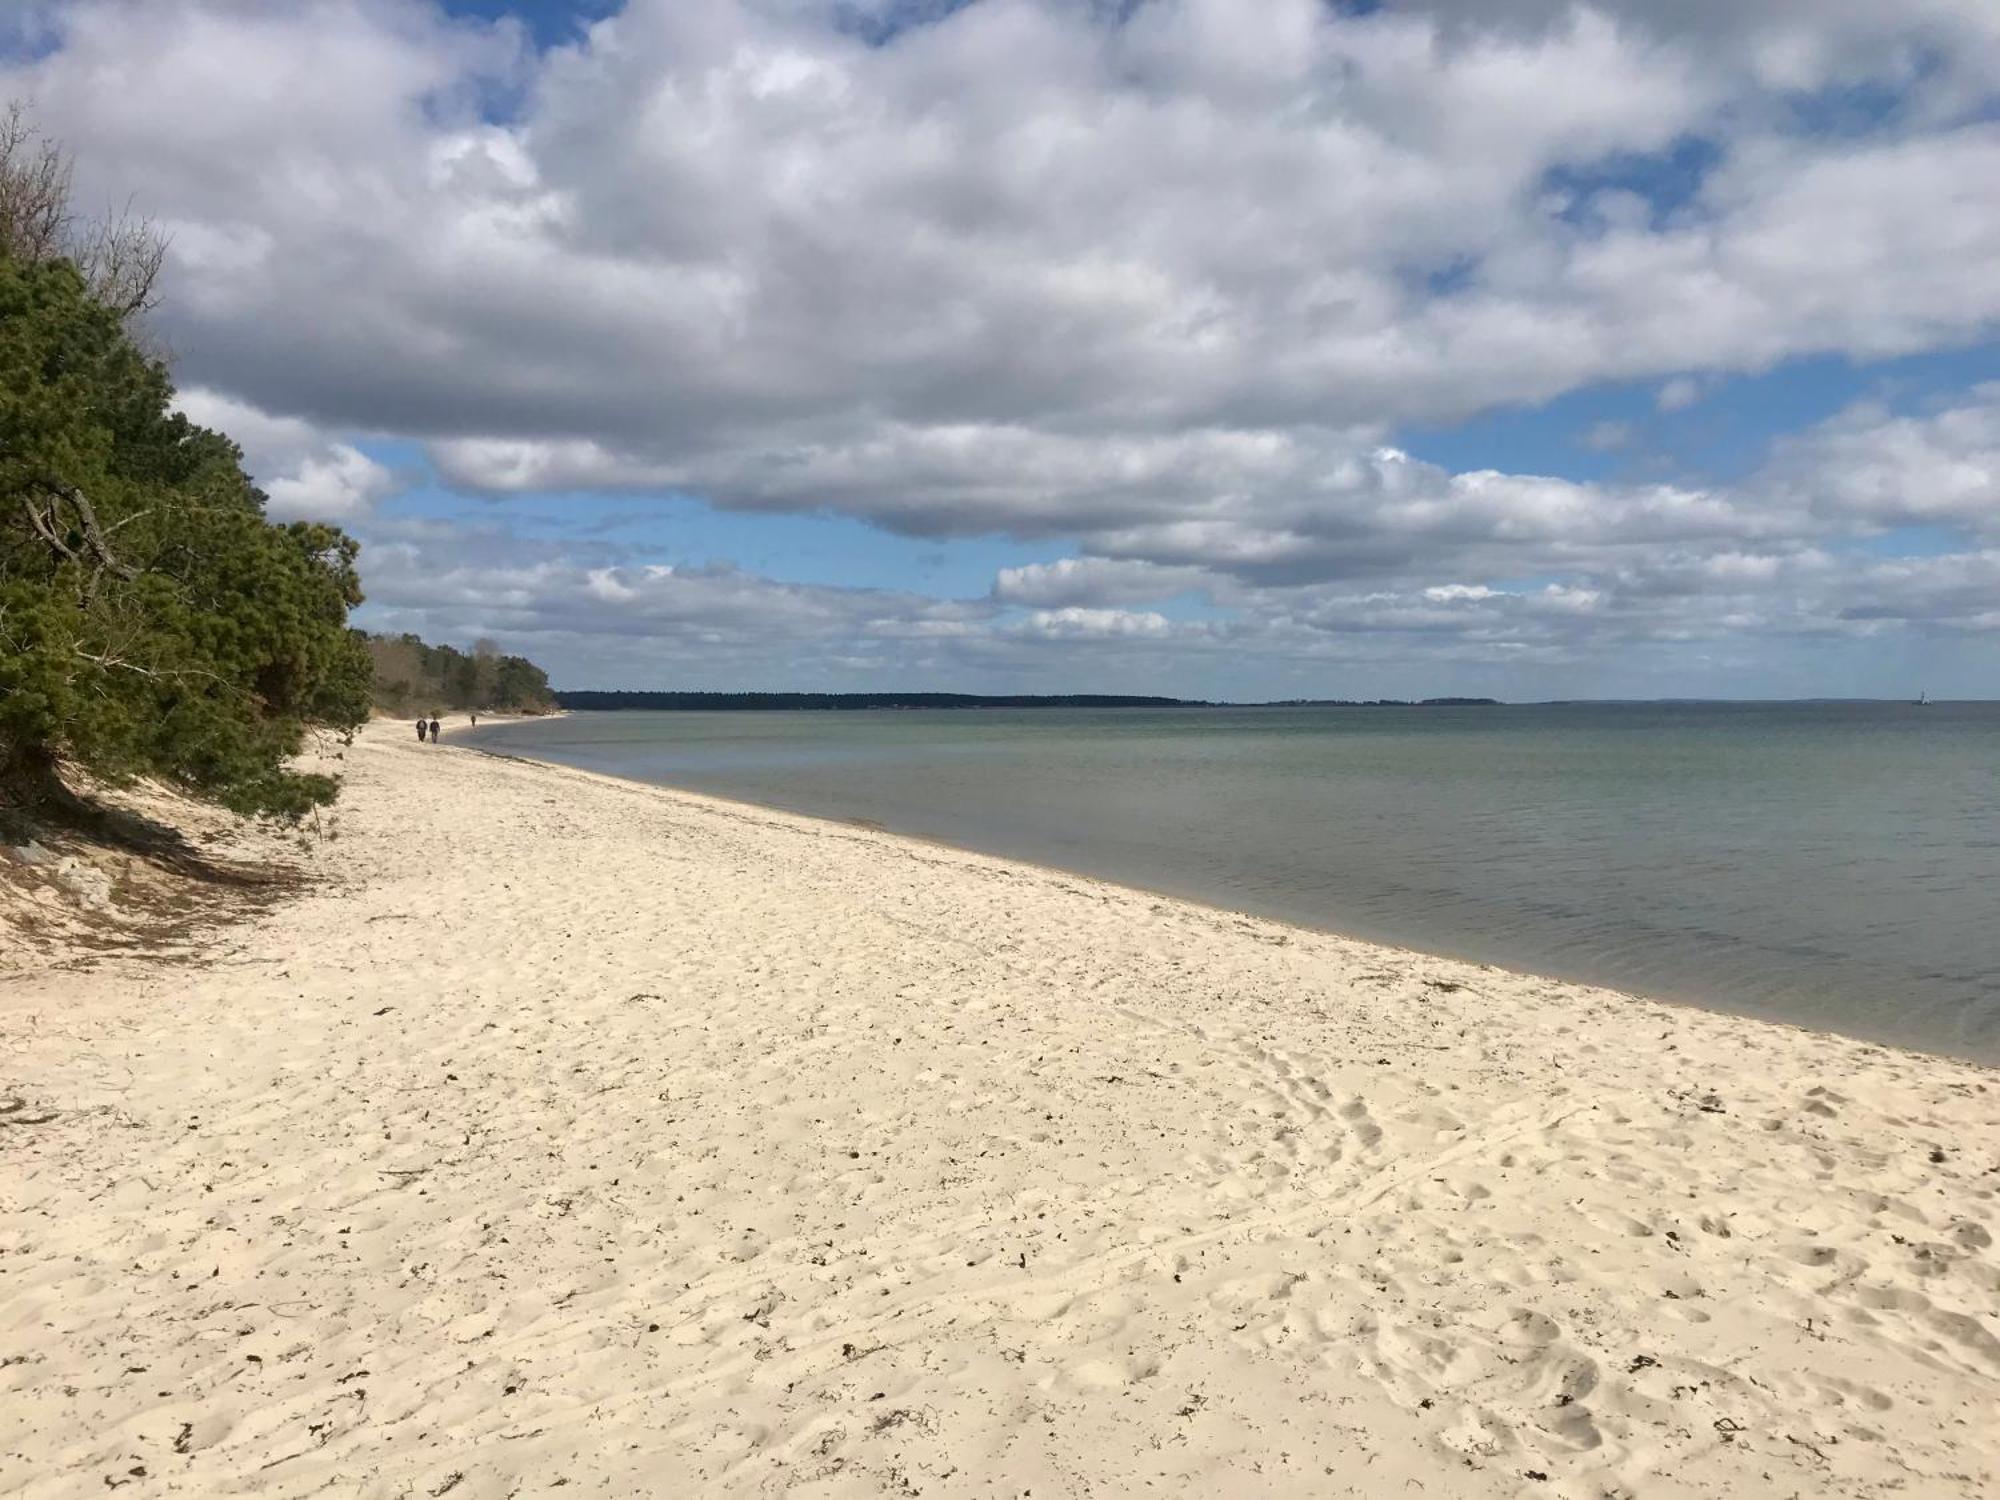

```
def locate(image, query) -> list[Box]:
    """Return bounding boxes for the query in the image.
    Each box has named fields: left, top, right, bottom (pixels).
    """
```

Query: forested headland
left=364, top=634, right=555, bottom=717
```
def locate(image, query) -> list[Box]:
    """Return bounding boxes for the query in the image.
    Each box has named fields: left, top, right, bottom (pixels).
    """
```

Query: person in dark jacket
left=415, top=717, right=427, bottom=741
left=428, top=716, right=442, bottom=742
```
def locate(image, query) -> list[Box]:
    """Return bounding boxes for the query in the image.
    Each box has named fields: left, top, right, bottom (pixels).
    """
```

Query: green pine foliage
left=0, top=253, right=372, bottom=823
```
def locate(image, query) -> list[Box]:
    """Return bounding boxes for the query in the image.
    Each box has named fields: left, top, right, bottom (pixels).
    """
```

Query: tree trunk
left=0, top=740, right=86, bottom=840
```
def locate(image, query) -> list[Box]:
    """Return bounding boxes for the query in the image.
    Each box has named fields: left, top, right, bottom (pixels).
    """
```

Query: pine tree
left=1, top=247, right=370, bottom=824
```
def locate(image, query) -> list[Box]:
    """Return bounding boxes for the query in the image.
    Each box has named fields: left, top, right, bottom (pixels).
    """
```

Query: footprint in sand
left=1495, top=1308, right=1563, bottom=1347
left=1336, top=1097, right=1383, bottom=1149
left=1066, top=1352, right=1161, bottom=1389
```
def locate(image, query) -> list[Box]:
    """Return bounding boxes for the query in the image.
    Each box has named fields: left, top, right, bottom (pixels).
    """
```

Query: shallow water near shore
left=467, top=702, right=2000, bottom=1062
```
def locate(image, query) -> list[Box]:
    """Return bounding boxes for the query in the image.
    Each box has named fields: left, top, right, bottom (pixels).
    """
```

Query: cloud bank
left=10, top=0, right=1998, bottom=692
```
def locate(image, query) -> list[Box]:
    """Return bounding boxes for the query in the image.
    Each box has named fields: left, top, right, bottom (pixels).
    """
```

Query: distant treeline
left=365, top=634, right=556, bottom=716
left=1261, top=697, right=1502, bottom=707
left=555, top=691, right=1502, bottom=711
left=556, top=691, right=1199, bottom=711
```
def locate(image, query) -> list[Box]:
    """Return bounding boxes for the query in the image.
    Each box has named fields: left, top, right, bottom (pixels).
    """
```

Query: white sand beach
left=4, top=725, right=1996, bottom=1498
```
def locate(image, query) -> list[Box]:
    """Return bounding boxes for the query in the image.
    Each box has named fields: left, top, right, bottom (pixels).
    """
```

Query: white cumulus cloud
left=173, top=388, right=400, bottom=522
left=9, top=0, right=1998, bottom=693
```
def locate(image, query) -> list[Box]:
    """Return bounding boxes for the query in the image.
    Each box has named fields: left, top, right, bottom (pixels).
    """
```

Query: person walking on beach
left=428, top=716, right=442, bottom=743
left=415, top=716, right=427, bottom=742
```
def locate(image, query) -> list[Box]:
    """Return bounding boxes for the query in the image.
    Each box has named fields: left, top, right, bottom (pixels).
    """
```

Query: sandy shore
left=4, top=726, right=1996, bottom=1498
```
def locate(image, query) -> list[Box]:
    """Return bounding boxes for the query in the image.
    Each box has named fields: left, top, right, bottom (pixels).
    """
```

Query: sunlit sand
left=5, top=726, right=1995, bottom=1497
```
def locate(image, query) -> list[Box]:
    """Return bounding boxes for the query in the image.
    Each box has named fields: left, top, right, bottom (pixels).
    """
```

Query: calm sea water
left=466, top=704, right=2000, bottom=1063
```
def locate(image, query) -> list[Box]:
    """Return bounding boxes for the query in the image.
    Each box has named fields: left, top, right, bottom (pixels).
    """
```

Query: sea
left=464, top=702, right=2000, bottom=1064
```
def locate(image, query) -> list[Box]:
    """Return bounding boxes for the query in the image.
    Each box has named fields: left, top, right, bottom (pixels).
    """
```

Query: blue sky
left=437, top=0, right=615, bottom=46
left=1403, top=347, right=2000, bottom=487
left=13, top=0, right=2000, bottom=697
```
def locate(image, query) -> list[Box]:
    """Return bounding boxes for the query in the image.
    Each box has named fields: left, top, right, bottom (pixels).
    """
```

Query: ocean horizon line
left=543, top=691, right=1986, bottom=710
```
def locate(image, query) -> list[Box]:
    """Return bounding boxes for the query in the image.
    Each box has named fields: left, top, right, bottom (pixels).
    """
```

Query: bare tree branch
left=53, top=483, right=138, bottom=581
left=18, top=482, right=142, bottom=605
left=0, top=101, right=168, bottom=323
left=20, top=495, right=83, bottom=566
left=0, top=102, right=73, bottom=264
left=73, top=209, right=168, bottom=320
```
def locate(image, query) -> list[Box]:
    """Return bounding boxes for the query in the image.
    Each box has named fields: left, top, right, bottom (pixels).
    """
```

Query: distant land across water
left=553, top=691, right=1503, bottom=710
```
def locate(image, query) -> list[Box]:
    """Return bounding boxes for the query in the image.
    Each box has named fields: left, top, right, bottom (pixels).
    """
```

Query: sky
left=6, top=0, right=2000, bottom=699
